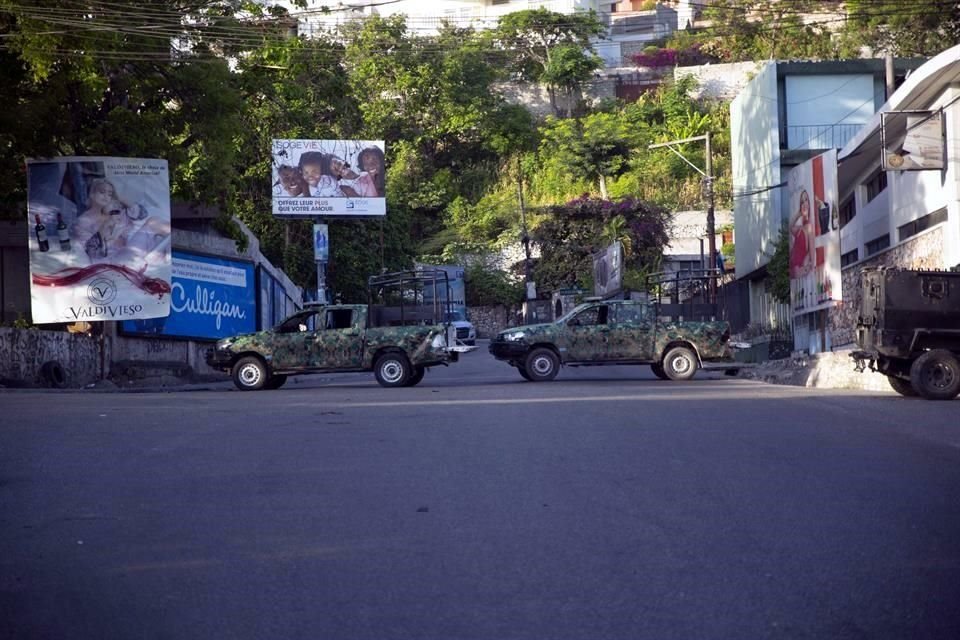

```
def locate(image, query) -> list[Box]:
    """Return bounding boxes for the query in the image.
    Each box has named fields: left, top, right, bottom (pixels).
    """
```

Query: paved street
left=2, top=349, right=960, bottom=639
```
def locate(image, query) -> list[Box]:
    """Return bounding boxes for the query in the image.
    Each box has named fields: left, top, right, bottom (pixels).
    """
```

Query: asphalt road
left=2, top=349, right=960, bottom=639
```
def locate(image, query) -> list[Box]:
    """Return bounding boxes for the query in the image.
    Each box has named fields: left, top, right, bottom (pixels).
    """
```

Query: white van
left=445, top=309, right=476, bottom=346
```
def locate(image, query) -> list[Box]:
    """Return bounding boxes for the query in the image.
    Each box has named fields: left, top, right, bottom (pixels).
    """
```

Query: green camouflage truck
left=488, top=298, right=734, bottom=382
left=207, top=270, right=472, bottom=390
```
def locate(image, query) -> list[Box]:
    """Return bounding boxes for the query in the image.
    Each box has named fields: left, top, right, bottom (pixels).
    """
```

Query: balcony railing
left=785, top=123, right=863, bottom=150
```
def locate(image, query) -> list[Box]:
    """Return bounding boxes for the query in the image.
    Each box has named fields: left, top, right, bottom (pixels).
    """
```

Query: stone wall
left=0, top=327, right=103, bottom=388
left=470, top=305, right=519, bottom=339
left=830, top=226, right=945, bottom=346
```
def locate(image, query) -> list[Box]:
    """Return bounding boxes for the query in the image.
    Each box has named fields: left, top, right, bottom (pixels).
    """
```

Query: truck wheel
left=886, top=376, right=916, bottom=397
left=524, top=348, right=559, bottom=382
left=232, top=356, right=267, bottom=391
left=663, top=346, right=698, bottom=381
left=910, top=349, right=960, bottom=400
left=517, top=365, right=533, bottom=381
left=375, top=352, right=411, bottom=388
left=650, top=363, right=669, bottom=380
left=405, top=367, right=425, bottom=387
left=265, top=374, right=287, bottom=390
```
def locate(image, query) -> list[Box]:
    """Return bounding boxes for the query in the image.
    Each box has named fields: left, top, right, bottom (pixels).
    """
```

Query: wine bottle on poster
left=56, top=212, right=70, bottom=251
left=34, top=214, right=49, bottom=252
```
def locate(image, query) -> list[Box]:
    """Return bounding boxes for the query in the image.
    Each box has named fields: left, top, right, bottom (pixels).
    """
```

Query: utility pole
left=648, top=133, right=717, bottom=300
left=517, top=156, right=534, bottom=321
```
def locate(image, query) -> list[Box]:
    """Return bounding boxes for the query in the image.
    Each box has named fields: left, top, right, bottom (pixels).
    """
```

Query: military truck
left=206, top=270, right=474, bottom=390
left=488, top=296, right=734, bottom=382
left=851, top=266, right=960, bottom=400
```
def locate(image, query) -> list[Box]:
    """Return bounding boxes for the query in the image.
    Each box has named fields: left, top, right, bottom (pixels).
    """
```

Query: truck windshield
left=444, top=310, right=467, bottom=322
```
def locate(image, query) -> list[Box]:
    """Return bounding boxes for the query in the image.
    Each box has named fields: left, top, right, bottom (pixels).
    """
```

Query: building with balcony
left=730, top=58, right=924, bottom=331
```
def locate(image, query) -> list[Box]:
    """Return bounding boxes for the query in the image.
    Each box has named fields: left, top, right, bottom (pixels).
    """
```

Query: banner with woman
left=787, top=149, right=842, bottom=314
left=26, top=157, right=171, bottom=323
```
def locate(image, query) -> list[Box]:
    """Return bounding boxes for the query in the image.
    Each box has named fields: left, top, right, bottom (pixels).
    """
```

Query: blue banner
left=120, top=250, right=256, bottom=340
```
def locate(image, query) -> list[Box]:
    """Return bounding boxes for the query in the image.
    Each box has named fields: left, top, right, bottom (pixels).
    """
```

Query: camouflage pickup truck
left=207, top=269, right=472, bottom=390
left=488, top=298, right=734, bottom=382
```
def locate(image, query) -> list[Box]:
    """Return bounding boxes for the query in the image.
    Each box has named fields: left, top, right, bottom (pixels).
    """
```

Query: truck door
left=306, top=306, right=364, bottom=368
left=611, top=302, right=655, bottom=360
left=563, top=304, right=616, bottom=361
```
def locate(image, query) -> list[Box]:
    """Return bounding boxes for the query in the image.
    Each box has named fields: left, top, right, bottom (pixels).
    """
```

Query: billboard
left=271, top=139, right=385, bottom=217
left=119, top=251, right=256, bottom=340
left=593, top=241, right=623, bottom=298
left=881, top=110, right=944, bottom=171
left=26, top=157, right=171, bottom=324
left=787, top=149, right=842, bottom=315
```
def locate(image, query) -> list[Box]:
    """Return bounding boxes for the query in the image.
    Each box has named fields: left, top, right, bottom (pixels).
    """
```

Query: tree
left=842, top=0, right=960, bottom=57
left=540, top=111, right=638, bottom=199
left=493, top=9, right=604, bottom=117
left=532, top=196, right=670, bottom=294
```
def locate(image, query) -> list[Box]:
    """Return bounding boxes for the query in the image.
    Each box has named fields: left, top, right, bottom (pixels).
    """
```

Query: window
left=865, top=170, right=888, bottom=203
left=840, top=248, right=859, bottom=267
left=571, top=306, right=608, bottom=327
left=839, top=196, right=856, bottom=228
left=325, top=309, right=354, bottom=330
left=614, top=303, right=648, bottom=323
left=865, top=233, right=890, bottom=256
left=898, top=208, right=947, bottom=241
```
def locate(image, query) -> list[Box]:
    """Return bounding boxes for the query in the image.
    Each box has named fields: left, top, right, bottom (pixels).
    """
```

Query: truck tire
left=517, top=365, right=533, bottom=381
left=524, top=348, right=559, bottom=382
left=374, top=352, right=412, bottom=388
left=650, top=363, right=669, bottom=380
left=405, top=366, right=425, bottom=387
left=909, top=349, right=960, bottom=401
left=886, top=376, right=916, bottom=397
left=232, top=356, right=267, bottom=391
left=662, top=346, right=698, bottom=381
left=265, top=374, right=287, bottom=390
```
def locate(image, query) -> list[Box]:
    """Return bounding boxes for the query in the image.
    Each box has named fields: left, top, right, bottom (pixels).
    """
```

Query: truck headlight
left=503, top=331, right=526, bottom=342
left=431, top=331, right=447, bottom=349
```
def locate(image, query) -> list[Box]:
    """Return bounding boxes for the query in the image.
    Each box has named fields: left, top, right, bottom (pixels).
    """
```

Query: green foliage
left=767, top=225, right=791, bottom=304
left=465, top=264, right=524, bottom=307
left=494, top=9, right=604, bottom=116
left=842, top=0, right=960, bottom=56
left=532, top=196, right=670, bottom=294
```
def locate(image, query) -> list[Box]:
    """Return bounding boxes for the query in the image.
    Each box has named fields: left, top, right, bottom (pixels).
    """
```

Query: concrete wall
left=0, top=327, right=103, bottom=388
left=675, top=61, right=762, bottom=101
left=732, top=62, right=782, bottom=278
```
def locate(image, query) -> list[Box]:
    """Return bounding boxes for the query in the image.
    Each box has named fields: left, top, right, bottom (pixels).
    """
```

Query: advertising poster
left=417, top=264, right=466, bottom=315
left=271, top=139, right=385, bottom=217
left=593, top=241, right=623, bottom=298
left=881, top=111, right=944, bottom=171
left=787, top=149, right=842, bottom=315
left=120, top=251, right=256, bottom=340
left=26, top=157, right=171, bottom=324
left=313, top=223, right=329, bottom=262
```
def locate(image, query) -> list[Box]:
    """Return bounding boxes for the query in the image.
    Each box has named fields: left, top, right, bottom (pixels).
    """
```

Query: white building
left=729, top=58, right=923, bottom=333
left=284, top=0, right=697, bottom=68
left=829, top=45, right=960, bottom=347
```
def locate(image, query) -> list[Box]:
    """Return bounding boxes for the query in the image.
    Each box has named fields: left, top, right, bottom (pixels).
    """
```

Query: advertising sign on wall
left=593, top=241, right=623, bottom=298
left=271, top=139, right=385, bottom=217
left=26, top=157, right=171, bottom=324
left=120, top=251, right=256, bottom=340
left=881, top=110, right=945, bottom=171
left=787, top=149, right=842, bottom=315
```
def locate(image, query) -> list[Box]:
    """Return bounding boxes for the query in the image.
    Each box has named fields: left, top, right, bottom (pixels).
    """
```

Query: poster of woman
left=786, top=150, right=842, bottom=314
left=26, top=157, right=171, bottom=324
left=271, top=139, right=386, bottom=217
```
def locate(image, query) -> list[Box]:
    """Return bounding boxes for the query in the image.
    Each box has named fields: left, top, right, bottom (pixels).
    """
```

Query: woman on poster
left=789, top=189, right=813, bottom=279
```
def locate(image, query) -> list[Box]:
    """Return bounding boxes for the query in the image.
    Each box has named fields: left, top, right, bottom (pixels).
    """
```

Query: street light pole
left=648, top=133, right=717, bottom=300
